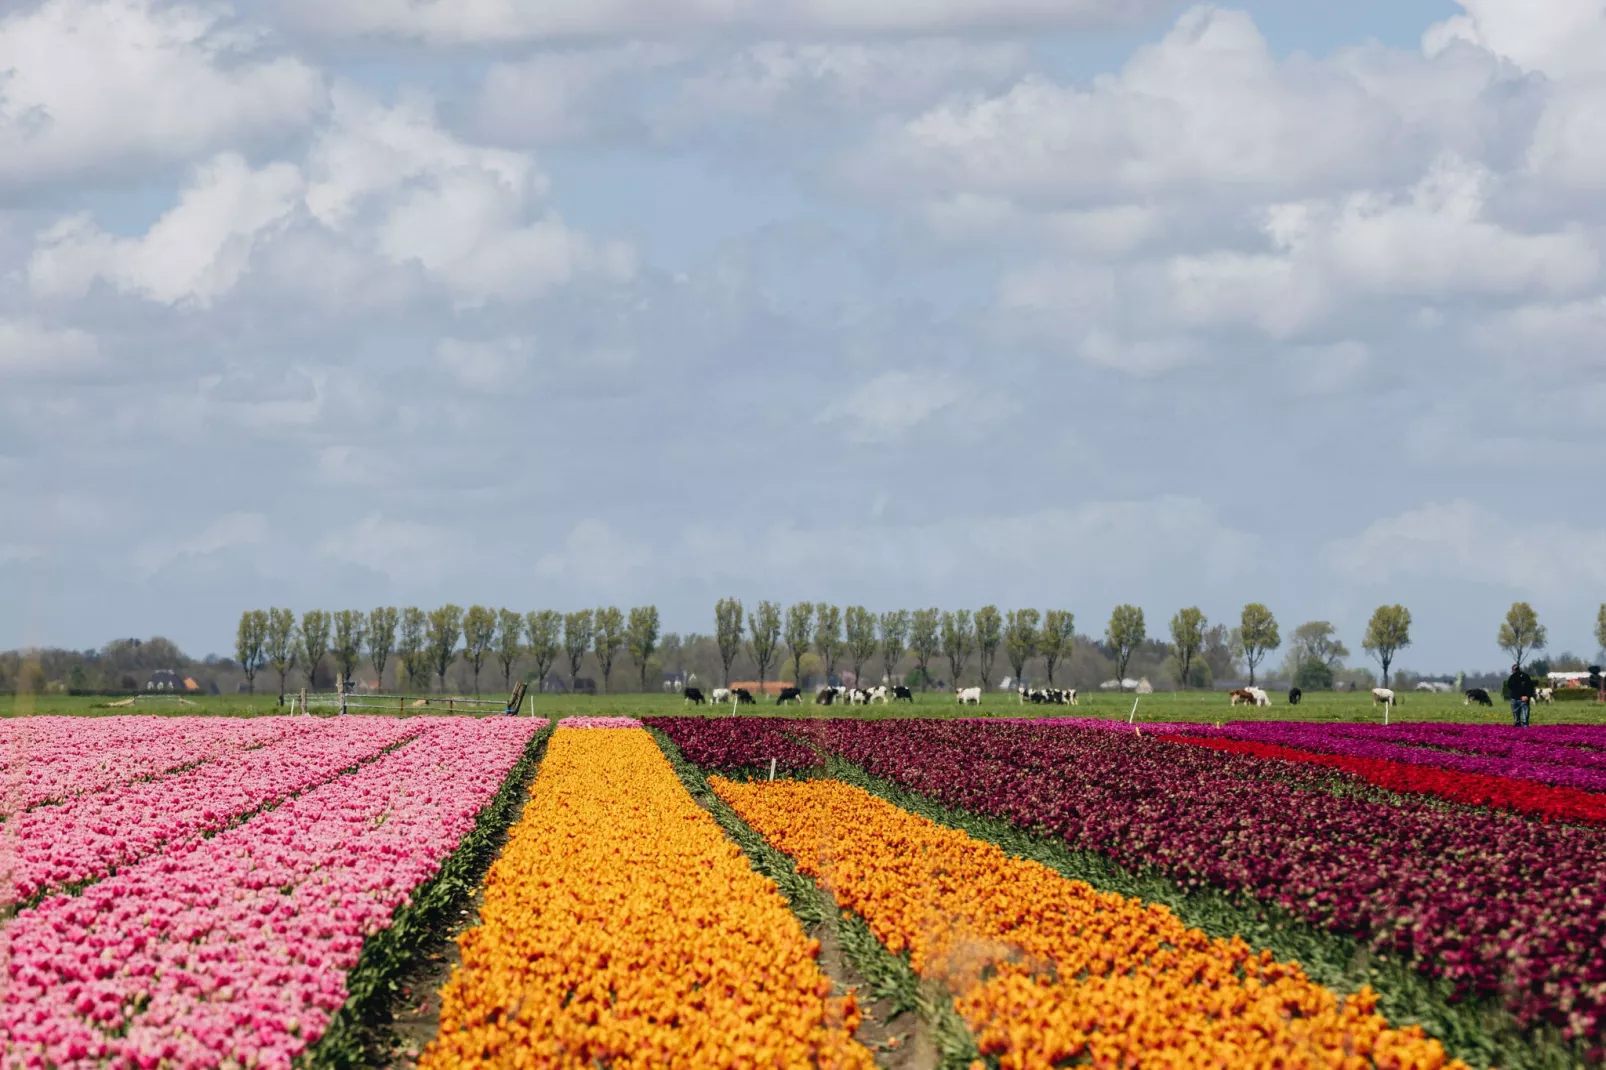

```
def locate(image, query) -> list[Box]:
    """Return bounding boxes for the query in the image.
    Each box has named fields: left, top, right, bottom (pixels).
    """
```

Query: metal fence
left=292, top=680, right=527, bottom=716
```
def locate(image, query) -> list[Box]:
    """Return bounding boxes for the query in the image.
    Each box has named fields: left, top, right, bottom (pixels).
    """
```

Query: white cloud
left=28, top=153, right=303, bottom=305
left=131, top=510, right=268, bottom=575
left=473, top=45, right=680, bottom=143
left=1424, top=0, right=1606, bottom=79
left=0, top=0, right=321, bottom=190
left=0, top=321, right=101, bottom=377
left=318, top=513, right=455, bottom=580
left=275, top=0, right=1167, bottom=43
left=436, top=337, right=528, bottom=391
left=535, top=519, right=651, bottom=591
left=1285, top=341, right=1371, bottom=395
left=819, top=370, right=965, bottom=442
left=1328, top=501, right=1606, bottom=593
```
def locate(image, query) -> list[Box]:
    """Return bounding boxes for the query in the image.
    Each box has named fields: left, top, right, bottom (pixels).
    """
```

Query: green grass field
left=10, top=687, right=1606, bottom=725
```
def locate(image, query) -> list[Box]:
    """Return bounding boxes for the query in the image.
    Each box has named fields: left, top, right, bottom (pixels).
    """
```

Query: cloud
left=819, top=370, right=965, bottom=442
left=318, top=513, right=455, bottom=581
left=0, top=0, right=321, bottom=191
left=28, top=153, right=304, bottom=305
left=535, top=519, right=652, bottom=592
left=1425, top=0, right=1606, bottom=79
left=131, top=510, right=269, bottom=575
left=273, top=0, right=1172, bottom=44
left=436, top=337, right=528, bottom=391
left=0, top=320, right=101, bottom=377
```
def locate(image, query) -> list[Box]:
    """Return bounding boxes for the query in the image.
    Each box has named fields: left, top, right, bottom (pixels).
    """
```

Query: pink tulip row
left=1, top=716, right=541, bottom=1070
left=555, top=716, right=643, bottom=729
left=1, top=717, right=313, bottom=815
left=3, top=718, right=424, bottom=906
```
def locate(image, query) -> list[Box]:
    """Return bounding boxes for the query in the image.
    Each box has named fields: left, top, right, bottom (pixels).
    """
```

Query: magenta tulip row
left=1, top=717, right=540, bottom=1070
left=3, top=718, right=424, bottom=906
left=0, top=717, right=313, bottom=815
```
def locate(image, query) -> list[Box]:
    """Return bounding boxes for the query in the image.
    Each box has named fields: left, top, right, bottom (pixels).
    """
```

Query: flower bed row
left=651, top=716, right=820, bottom=774
left=1165, top=721, right=1606, bottom=792
left=713, top=775, right=1465, bottom=1068
left=3, top=717, right=423, bottom=907
left=1160, top=733, right=1606, bottom=827
left=421, top=727, right=872, bottom=1068
left=787, top=719, right=1606, bottom=1043
left=0, top=716, right=310, bottom=814
left=0, top=717, right=539, bottom=1069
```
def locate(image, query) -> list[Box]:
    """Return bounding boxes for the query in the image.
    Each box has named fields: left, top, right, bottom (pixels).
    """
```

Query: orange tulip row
left=712, top=776, right=1469, bottom=1070
left=420, top=728, right=873, bottom=1069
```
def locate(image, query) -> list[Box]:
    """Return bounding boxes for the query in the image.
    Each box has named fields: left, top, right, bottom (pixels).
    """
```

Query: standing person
left=1505, top=663, right=1536, bottom=727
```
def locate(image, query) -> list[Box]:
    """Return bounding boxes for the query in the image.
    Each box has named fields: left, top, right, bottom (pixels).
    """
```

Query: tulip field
left=2, top=711, right=1603, bottom=1066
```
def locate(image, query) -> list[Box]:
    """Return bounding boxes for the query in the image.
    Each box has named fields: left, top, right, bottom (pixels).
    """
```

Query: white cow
left=866, top=685, right=890, bottom=705
left=1246, top=686, right=1271, bottom=708
left=712, top=687, right=731, bottom=704
left=956, top=686, right=982, bottom=705
left=1536, top=687, right=1554, bottom=704
left=1371, top=687, right=1397, bottom=706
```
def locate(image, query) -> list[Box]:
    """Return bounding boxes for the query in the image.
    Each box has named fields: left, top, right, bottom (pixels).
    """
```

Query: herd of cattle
left=681, top=683, right=1550, bottom=708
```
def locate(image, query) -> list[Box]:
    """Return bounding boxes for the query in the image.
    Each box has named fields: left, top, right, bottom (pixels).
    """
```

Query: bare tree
left=845, top=606, right=878, bottom=687
left=748, top=600, right=782, bottom=692
left=714, top=597, right=744, bottom=687
left=461, top=605, right=497, bottom=694
left=908, top=608, right=940, bottom=690
left=564, top=610, right=594, bottom=687
left=1003, top=608, right=1040, bottom=687
left=1040, top=610, right=1074, bottom=685
left=627, top=605, right=661, bottom=692
left=366, top=607, right=398, bottom=690
left=941, top=609, right=973, bottom=687
left=974, top=605, right=1002, bottom=689
left=426, top=605, right=464, bottom=693
left=593, top=607, right=626, bottom=692
left=879, top=610, right=910, bottom=686
left=235, top=610, right=268, bottom=693
left=784, top=603, right=814, bottom=691
left=331, top=610, right=367, bottom=689
left=814, top=603, right=843, bottom=685
left=526, top=610, right=563, bottom=690
left=494, top=608, right=524, bottom=691
left=265, top=607, right=297, bottom=702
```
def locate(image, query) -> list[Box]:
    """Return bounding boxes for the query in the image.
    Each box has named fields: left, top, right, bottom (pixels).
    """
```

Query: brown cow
left=1229, top=688, right=1257, bottom=706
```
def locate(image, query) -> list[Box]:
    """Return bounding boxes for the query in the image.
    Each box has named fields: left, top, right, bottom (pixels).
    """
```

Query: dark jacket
left=1505, top=669, right=1536, bottom=701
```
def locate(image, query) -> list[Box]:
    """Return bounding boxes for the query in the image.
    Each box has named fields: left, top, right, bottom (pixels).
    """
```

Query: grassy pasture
left=9, top=687, right=1606, bottom=725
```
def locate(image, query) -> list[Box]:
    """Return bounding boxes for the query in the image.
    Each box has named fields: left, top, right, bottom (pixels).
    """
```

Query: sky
left=4, top=0, right=1606, bottom=674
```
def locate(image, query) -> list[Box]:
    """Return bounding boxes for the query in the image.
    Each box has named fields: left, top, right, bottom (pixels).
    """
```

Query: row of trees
left=235, top=605, right=665, bottom=699
left=705, top=599, right=1420, bottom=691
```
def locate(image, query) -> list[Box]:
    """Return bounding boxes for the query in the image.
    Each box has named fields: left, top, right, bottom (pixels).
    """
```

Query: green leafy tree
left=844, top=606, right=879, bottom=687
left=331, top=610, right=366, bottom=688
left=564, top=610, right=594, bottom=687
left=298, top=610, right=331, bottom=690
left=1003, top=609, right=1040, bottom=687
left=426, top=605, right=463, bottom=693
left=398, top=608, right=428, bottom=692
left=814, top=604, right=843, bottom=684
left=1106, top=605, right=1146, bottom=691
left=1168, top=608, right=1206, bottom=691
left=974, top=605, right=1003, bottom=688
left=1363, top=605, right=1413, bottom=688
left=235, top=610, right=268, bottom=694
left=1289, top=620, right=1348, bottom=686
left=366, top=607, right=398, bottom=690
left=494, top=609, right=525, bottom=690
left=461, top=605, right=497, bottom=694
left=908, top=609, right=941, bottom=690
left=879, top=610, right=911, bottom=686
left=714, top=598, right=744, bottom=687
left=627, top=605, right=661, bottom=692
left=526, top=610, right=563, bottom=689
left=1039, top=610, right=1075, bottom=685
left=593, top=607, right=626, bottom=693
left=747, top=600, right=782, bottom=691
left=784, top=603, right=814, bottom=692
left=1237, top=603, right=1280, bottom=686
left=1498, top=602, right=1547, bottom=666
left=1293, top=659, right=1335, bottom=691
left=941, top=609, right=973, bottom=686
left=265, top=607, right=297, bottom=701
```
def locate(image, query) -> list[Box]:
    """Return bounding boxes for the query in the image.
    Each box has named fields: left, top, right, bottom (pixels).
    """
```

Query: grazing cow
left=733, top=688, right=756, bottom=705
left=712, top=687, right=731, bottom=704
left=956, top=686, right=982, bottom=705
left=1229, top=689, right=1256, bottom=707
left=1288, top=688, right=1302, bottom=706
left=815, top=688, right=836, bottom=706
left=1536, top=687, right=1554, bottom=704
left=1246, top=686, right=1271, bottom=708
left=866, top=686, right=890, bottom=705
left=683, top=687, right=705, bottom=706
left=776, top=686, right=802, bottom=705
left=1371, top=687, right=1397, bottom=706
left=1464, top=687, right=1493, bottom=707
left=892, top=686, right=914, bottom=702
left=1064, top=688, right=1078, bottom=706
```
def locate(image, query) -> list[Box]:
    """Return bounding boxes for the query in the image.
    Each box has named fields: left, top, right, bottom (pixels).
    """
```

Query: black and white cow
left=815, top=687, right=837, bottom=706
left=733, top=688, right=756, bottom=705
left=683, top=687, right=705, bottom=705
left=1465, top=687, right=1493, bottom=707
left=1288, top=688, right=1302, bottom=706
left=776, top=686, right=802, bottom=705
left=892, top=685, right=914, bottom=702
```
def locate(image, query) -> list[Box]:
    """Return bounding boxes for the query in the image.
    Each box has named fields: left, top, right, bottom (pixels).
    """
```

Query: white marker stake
left=1385, top=697, right=1391, bottom=726
left=769, top=757, right=777, bottom=782
left=1128, top=695, right=1140, bottom=724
